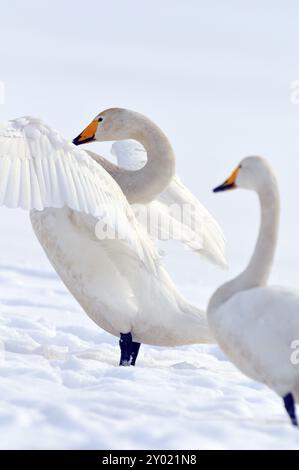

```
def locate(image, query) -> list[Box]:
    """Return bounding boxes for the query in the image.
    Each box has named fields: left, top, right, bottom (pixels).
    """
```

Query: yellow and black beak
left=213, top=166, right=241, bottom=193
left=73, top=119, right=98, bottom=146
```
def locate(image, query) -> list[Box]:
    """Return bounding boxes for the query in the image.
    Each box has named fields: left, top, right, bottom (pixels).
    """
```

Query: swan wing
left=112, top=140, right=226, bottom=268
left=0, top=117, right=124, bottom=215
left=112, top=140, right=147, bottom=170
left=0, top=117, right=159, bottom=269
left=157, top=176, right=226, bottom=267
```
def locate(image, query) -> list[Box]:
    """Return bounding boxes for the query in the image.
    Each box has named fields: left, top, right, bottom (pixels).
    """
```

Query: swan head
left=72, top=108, right=142, bottom=145
left=213, top=156, right=274, bottom=193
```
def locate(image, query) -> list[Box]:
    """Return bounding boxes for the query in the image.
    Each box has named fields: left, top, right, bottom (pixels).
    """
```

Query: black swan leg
left=119, top=332, right=133, bottom=366
left=130, top=342, right=141, bottom=366
left=283, top=393, right=298, bottom=426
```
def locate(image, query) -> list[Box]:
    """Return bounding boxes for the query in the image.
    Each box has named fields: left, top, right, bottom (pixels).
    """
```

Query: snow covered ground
left=0, top=209, right=298, bottom=450
left=1, top=0, right=299, bottom=451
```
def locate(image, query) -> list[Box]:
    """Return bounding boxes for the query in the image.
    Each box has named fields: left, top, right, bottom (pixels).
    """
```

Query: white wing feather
left=112, top=140, right=226, bottom=267
left=0, top=118, right=159, bottom=269
left=0, top=117, right=117, bottom=214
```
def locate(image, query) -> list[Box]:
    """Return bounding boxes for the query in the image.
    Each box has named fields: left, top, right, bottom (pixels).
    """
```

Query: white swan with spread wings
left=0, top=111, right=223, bottom=366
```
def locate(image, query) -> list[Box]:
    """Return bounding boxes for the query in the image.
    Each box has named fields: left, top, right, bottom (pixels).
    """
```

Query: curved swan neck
left=244, top=182, right=280, bottom=286
left=209, top=168, right=280, bottom=311
left=124, top=117, right=176, bottom=204
left=93, top=110, right=176, bottom=204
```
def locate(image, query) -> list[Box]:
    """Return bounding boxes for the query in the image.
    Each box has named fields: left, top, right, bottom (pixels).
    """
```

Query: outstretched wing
left=0, top=117, right=159, bottom=269
left=0, top=117, right=123, bottom=216
left=112, top=140, right=226, bottom=267
left=156, top=176, right=226, bottom=267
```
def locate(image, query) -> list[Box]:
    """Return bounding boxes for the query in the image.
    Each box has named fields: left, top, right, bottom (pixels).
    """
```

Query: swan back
left=209, top=286, right=299, bottom=397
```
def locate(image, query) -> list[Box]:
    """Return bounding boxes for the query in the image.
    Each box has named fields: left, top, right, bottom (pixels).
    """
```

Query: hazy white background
left=0, top=0, right=299, bottom=449
left=1, top=0, right=299, bottom=291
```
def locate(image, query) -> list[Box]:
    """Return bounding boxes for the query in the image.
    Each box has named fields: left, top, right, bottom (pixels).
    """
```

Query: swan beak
left=72, top=120, right=98, bottom=145
left=213, top=166, right=241, bottom=193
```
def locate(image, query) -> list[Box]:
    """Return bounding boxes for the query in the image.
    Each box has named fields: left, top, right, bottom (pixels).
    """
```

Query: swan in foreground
left=0, top=114, right=216, bottom=367
left=208, top=156, right=299, bottom=426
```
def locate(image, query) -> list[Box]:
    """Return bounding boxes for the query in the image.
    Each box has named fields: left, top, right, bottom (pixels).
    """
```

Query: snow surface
left=0, top=208, right=298, bottom=450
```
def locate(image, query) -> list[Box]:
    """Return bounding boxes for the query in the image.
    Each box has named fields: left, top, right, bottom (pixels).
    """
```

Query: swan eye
left=98, top=117, right=103, bottom=122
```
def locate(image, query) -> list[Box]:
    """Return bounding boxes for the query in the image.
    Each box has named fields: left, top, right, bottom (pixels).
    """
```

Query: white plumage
left=208, top=157, right=299, bottom=426
left=0, top=117, right=155, bottom=264
left=112, top=140, right=226, bottom=267
left=210, top=287, right=299, bottom=397
left=0, top=115, right=214, bottom=354
left=0, top=117, right=120, bottom=215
